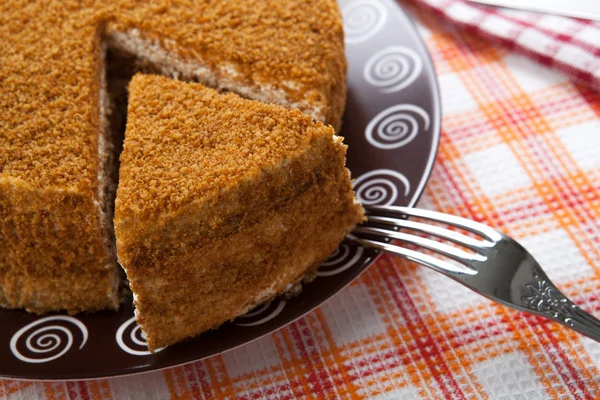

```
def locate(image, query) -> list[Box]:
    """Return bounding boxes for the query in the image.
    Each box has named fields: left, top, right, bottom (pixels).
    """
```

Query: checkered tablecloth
left=2, top=3, right=600, bottom=399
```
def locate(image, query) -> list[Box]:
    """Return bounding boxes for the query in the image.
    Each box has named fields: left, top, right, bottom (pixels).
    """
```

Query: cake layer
left=115, top=76, right=363, bottom=350
left=0, top=0, right=346, bottom=312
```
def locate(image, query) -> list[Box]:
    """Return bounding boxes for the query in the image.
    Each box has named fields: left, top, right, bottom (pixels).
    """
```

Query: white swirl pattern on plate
left=364, top=46, right=423, bottom=93
left=9, top=316, right=88, bottom=363
left=365, top=104, right=430, bottom=149
left=317, top=244, right=365, bottom=277
left=353, top=169, right=410, bottom=206
left=236, top=299, right=287, bottom=327
left=116, top=317, right=164, bottom=356
left=343, top=0, right=388, bottom=44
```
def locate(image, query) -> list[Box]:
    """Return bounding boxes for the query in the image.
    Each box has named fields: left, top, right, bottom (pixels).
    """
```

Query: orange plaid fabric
left=2, top=5, right=600, bottom=400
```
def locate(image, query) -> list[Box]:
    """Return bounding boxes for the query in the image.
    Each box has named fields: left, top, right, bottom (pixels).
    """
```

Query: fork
left=347, top=205, right=600, bottom=342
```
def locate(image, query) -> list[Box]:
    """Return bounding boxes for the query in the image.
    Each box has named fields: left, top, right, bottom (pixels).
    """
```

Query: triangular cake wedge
left=115, top=74, right=364, bottom=350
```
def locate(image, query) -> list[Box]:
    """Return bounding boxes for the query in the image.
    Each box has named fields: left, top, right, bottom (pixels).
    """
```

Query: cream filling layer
left=105, top=28, right=325, bottom=123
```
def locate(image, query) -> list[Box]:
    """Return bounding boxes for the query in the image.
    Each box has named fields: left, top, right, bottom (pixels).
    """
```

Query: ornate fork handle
left=521, top=266, right=600, bottom=342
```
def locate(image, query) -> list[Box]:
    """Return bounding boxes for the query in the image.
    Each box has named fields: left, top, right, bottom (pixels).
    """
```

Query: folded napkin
left=412, top=0, right=600, bottom=91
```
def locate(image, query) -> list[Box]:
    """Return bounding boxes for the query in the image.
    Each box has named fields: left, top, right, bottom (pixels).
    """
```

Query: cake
left=115, top=75, right=364, bottom=351
left=0, top=0, right=347, bottom=313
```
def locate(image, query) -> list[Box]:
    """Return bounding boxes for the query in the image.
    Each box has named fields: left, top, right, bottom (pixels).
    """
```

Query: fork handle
left=566, top=307, right=600, bottom=343
left=521, top=280, right=600, bottom=343
left=510, top=264, right=600, bottom=342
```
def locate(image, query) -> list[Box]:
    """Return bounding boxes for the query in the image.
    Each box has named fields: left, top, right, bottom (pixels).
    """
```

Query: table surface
left=2, top=4, right=600, bottom=400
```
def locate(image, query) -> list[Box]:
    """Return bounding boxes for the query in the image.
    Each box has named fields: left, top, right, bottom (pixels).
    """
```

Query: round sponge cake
left=0, top=0, right=347, bottom=314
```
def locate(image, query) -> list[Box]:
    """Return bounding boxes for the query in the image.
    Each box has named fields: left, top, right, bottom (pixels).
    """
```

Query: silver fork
left=347, top=205, right=600, bottom=342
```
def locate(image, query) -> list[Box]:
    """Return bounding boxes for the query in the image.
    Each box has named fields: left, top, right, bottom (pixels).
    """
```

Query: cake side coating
left=115, top=75, right=364, bottom=350
left=0, top=182, right=120, bottom=312
left=0, top=3, right=120, bottom=312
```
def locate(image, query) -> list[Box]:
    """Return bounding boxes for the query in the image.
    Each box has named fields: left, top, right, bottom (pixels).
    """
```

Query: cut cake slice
left=114, top=74, right=364, bottom=350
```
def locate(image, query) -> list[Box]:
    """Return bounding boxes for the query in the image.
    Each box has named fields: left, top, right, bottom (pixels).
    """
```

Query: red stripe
left=445, top=118, right=496, bottom=142
left=525, top=314, right=591, bottom=397
left=287, top=320, right=330, bottom=397
left=253, top=384, right=294, bottom=400
left=344, top=342, right=422, bottom=382
left=474, top=5, right=600, bottom=56
left=183, top=364, right=201, bottom=399
left=437, top=159, right=478, bottom=216
left=443, top=314, right=510, bottom=348
left=66, top=382, right=78, bottom=400
left=577, top=84, right=600, bottom=117
left=495, top=196, right=549, bottom=226
left=534, top=92, right=590, bottom=121
left=343, top=312, right=509, bottom=382
left=422, top=0, right=600, bottom=57
left=193, top=362, right=215, bottom=399
left=380, top=256, right=467, bottom=399
left=77, top=382, right=90, bottom=400
left=405, top=0, right=600, bottom=90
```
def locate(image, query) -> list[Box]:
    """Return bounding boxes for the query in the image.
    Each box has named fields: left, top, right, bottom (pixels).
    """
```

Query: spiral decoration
left=365, top=104, right=430, bottom=150
left=363, top=46, right=422, bottom=93
left=9, top=316, right=88, bottom=364
left=116, top=316, right=163, bottom=356
left=343, top=0, right=388, bottom=44
left=353, top=169, right=410, bottom=206
left=236, top=298, right=287, bottom=327
left=317, top=244, right=365, bottom=277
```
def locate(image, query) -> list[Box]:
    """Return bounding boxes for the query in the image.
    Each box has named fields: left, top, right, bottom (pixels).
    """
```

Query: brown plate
left=1, top=0, right=440, bottom=380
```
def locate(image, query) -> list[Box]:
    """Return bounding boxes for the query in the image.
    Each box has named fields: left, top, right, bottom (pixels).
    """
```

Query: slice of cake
left=115, top=74, right=364, bottom=350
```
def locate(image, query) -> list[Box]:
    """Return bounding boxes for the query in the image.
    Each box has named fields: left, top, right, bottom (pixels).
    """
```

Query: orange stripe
left=206, top=356, right=237, bottom=398
left=99, top=380, right=112, bottom=399
left=312, top=309, right=362, bottom=399
left=43, top=382, right=57, bottom=400
left=0, top=381, right=31, bottom=397
left=86, top=380, right=102, bottom=400
left=362, top=257, right=437, bottom=396
left=163, top=366, right=192, bottom=399
left=271, top=330, right=311, bottom=398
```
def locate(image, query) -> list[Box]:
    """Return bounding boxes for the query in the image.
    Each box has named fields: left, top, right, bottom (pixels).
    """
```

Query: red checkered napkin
left=411, top=0, right=600, bottom=91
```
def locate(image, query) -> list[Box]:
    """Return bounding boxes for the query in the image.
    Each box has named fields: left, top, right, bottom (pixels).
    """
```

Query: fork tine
left=347, top=234, right=476, bottom=276
left=367, top=206, right=503, bottom=242
left=364, top=215, right=491, bottom=250
left=354, top=226, right=487, bottom=264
